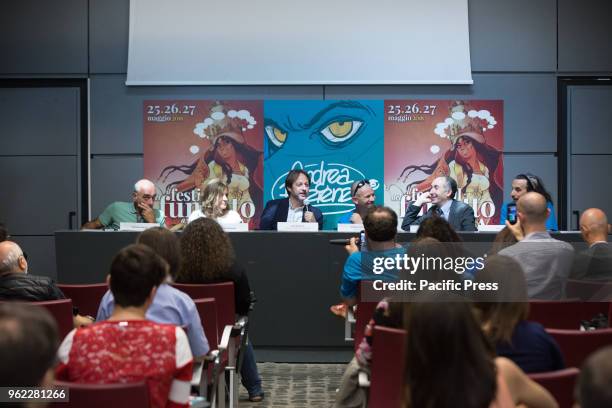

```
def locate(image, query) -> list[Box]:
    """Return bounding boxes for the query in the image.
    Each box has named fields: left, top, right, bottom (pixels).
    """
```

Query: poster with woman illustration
left=384, top=100, right=504, bottom=226
left=143, top=100, right=264, bottom=229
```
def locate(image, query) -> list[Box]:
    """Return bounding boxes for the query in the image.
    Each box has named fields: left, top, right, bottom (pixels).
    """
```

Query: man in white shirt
left=259, top=169, right=324, bottom=230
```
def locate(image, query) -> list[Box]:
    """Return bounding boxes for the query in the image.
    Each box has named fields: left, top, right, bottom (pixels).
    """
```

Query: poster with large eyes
left=263, top=100, right=385, bottom=230
left=384, top=100, right=504, bottom=226
left=143, top=100, right=264, bottom=229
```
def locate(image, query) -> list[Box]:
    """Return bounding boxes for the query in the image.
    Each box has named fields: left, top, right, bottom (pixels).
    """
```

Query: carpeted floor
left=238, top=363, right=346, bottom=407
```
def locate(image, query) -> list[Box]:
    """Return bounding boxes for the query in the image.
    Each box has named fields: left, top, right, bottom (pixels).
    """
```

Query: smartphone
left=507, top=203, right=517, bottom=225
left=358, top=230, right=367, bottom=252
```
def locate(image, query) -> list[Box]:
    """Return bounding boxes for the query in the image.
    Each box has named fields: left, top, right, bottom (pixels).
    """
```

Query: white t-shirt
left=188, top=209, right=243, bottom=224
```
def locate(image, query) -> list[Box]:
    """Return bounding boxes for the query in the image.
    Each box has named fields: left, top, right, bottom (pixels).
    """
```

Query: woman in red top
left=56, top=244, right=193, bottom=408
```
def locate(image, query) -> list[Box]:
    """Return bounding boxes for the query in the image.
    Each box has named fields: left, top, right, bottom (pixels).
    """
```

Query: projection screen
left=127, top=0, right=473, bottom=85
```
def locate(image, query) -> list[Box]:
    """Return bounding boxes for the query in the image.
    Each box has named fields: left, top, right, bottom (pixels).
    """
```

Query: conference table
left=55, top=230, right=589, bottom=360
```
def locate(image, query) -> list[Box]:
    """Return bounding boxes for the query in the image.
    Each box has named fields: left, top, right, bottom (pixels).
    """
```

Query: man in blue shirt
left=500, top=173, right=558, bottom=231
left=337, top=179, right=376, bottom=225
left=339, top=206, right=405, bottom=306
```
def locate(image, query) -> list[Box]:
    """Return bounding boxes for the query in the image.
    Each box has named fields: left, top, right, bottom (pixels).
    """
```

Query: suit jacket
left=498, top=232, right=574, bottom=300
left=570, top=242, right=612, bottom=281
left=259, top=198, right=324, bottom=230
left=401, top=200, right=476, bottom=232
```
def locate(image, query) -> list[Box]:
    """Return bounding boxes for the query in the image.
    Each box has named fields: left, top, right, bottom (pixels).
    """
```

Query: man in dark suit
left=259, top=169, right=323, bottom=230
left=401, top=176, right=476, bottom=231
left=572, top=208, right=612, bottom=281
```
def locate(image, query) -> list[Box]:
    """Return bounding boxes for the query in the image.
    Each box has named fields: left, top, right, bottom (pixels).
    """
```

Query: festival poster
left=384, top=100, right=504, bottom=226
left=263, top=100, right=384, bottom=230
left=143, top=100, right=264, bottom=229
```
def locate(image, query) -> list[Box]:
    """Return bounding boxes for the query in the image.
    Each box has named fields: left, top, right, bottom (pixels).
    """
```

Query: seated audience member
left=474, top=255, right=565, bottom=373
left=0, top=223, right=8, bottom=242
left=415, top=216, right=461, bottom=242
left=188, top=178, right=243, bottom=224
left=500, top=173, right=558, bottom=231
left=176, top=218, right=264, bottom=402
left=401, top=176, right=476, bottom=232
left=82, top=178, right=165, bottom=230
left=0, top=241, right=64, bottom=301
left=402, top=299, right=557, bottom=408
left=571, top=208, right=612, bottom=281
left=575, top=346, right=612, bottom=408
left=499, top=192, right=574, bottom=299
left=338, top=206, right=405, bottom=307
left=57, top=244, right=193, bottom=408
left=0, top=302, right=59, bottom=387
left=96, top=227, right=209, bottom=359
left=259, top=169, right=323, bottom=230
left=488, top=227, right=518, bottom=255
left=415, top=217, right=479, bottom=279
left=337, top=179, right=376, bottom=225
left=333, top=299, right=404, bottom=408
left=334, top=239, right=458, bottom=408
left=0, top=241, right=93, bottom=328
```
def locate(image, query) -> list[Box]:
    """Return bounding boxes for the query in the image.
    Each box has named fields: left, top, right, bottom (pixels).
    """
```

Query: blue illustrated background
left=263, top=100, right=384, bottom=229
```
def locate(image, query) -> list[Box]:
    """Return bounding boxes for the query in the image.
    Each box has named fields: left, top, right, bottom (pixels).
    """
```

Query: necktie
left=433, top=206, right=443, bottom=219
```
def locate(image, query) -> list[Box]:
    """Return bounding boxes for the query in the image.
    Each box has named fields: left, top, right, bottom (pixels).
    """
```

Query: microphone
left=303, top=198, right=311, bottom=213
left=329, top=239, right=351, bottom=245
left=329, top=237, right=363, bottom=247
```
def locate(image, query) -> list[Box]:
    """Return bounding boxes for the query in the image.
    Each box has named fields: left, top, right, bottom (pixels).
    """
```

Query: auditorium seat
left=192, top=297, right=222, bottom=404
left=57, top=283, right=108, bottom=317
left=49, top=380, right=149, bottom=408
left=528, top=300, right=610, bottom=329
left=566, top=279, right=612, bottom=301
left=546, top=328, right=612, bottom=367
left=369, top=326, right=407, bottom=408
left=172, top=282, right=235, bottom=328
left=528, top=368, right=580, bottom=408
left=172, top=282, right=243, bottom=407
left=353, top=301, right=378, bottom=351
left=31, top=299, right=74, bottom=339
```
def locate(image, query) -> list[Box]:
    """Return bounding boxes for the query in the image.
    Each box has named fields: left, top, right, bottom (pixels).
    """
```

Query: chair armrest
left=358, top=370, right=370, bottom=388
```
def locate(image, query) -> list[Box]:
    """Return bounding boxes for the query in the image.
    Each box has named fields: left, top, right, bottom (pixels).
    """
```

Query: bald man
left=499, top=192, right=574, bottom=299
left=571, top=208, right=612, bottom=281
left=575, top=346, right=612, bottom=408
left=82, top=179, right=165, bottom=230
left=0, top=241, right=65, bottom=301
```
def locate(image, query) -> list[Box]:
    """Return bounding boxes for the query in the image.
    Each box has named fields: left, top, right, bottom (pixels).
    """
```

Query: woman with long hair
left=188, top=179, right=242, bottom=224
left=176, top=218, right=263, bottom=402
left=473, top=255, right=565, bottom=373
left=159, top=102, right=263, bottom=226
left=402, top=299, right=557, bottom=408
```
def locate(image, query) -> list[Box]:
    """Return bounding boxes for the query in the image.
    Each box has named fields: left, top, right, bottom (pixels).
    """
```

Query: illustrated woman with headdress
left=159, top=102, right=263, bottom=225
left=399, top=101, right=503, bottom=225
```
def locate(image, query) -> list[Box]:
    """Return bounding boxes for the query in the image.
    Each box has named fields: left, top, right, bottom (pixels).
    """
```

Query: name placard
left=119, top=222, right=159, bottom=232
left=277, top=222, right=319, bottom=232
left=337, top=223, right=364, bottom=232
left=220, top=223, right=249, bottom=232
left=477, top=225, right=505, bottom=232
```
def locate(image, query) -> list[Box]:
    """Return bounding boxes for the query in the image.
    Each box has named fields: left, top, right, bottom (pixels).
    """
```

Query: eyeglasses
left=352, top=179, right=370, bottom=197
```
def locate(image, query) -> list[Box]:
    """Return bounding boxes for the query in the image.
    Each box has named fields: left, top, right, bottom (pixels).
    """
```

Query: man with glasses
left=337, top=179, right=377, bottom=225
left=401, top=176, right=476, bottom=231
left=0, top=241, right=96, bottom=327
left=0, top=240, right=65, bottom=301
left=82, top=179, right=165, bottom=230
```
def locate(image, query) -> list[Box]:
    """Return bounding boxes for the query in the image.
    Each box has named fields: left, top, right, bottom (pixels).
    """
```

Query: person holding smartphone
left=336, top=206, right=404, bottom=309
left=500, top=173, right=558, bottom=231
